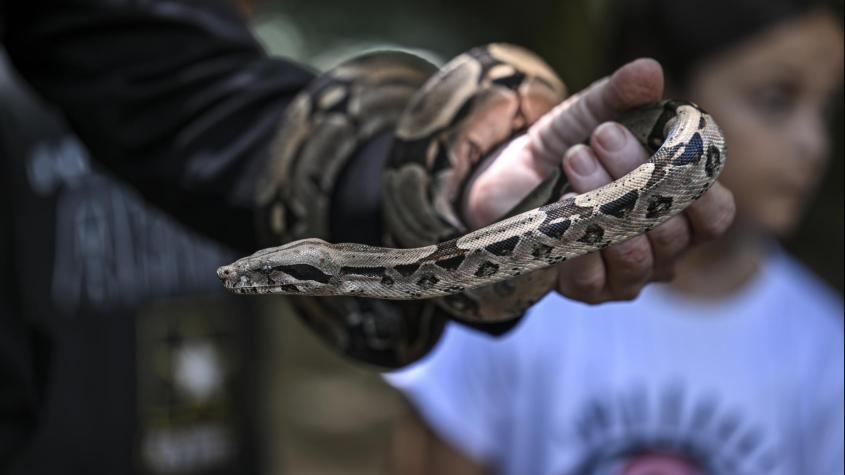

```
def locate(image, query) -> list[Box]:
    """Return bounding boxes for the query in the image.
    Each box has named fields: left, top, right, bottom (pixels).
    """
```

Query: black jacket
left=0, top=1, right=311, bottom=473
left=2, top=0, right=315, bottom=252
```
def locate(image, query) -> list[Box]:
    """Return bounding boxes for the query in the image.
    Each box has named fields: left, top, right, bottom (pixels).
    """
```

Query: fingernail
left=567, top=145, right=597, bottom=176
left=596, top=122, right=626, bottom=152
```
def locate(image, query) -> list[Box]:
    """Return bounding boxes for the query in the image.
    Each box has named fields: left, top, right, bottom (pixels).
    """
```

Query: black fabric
left=0, top=99, right=38, bottom=471
left=0, top=51, right=268, bottom=474
left=331, top=130, right=394, bottom=246
left=2, top=0, right=316, bottom=252
left=0, top=1, right=318, bottom=472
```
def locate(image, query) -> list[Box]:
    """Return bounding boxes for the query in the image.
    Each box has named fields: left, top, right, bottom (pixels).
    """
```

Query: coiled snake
left=218, top=44, right=726, bottom=325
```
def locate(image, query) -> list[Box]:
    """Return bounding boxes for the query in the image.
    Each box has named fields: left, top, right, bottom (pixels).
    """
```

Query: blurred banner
left=0, top=51, right=263, bottom=475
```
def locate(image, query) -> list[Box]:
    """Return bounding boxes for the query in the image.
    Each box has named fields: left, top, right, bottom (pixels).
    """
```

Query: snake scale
left=219, top=44, right=726, bottom=313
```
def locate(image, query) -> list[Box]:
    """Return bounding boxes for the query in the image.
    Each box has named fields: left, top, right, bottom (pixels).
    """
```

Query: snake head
left=217, top=240, right=338, bottom=295
left=217, top=263, right=248, bottom=292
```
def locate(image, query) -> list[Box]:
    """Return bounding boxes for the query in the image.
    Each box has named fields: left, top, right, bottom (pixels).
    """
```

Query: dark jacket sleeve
left=2, top=0, right=316, bottom=251
left=0, top=123, right=36, bottom=470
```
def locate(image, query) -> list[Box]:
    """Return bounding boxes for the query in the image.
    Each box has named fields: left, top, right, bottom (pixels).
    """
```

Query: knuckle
left=650, top=219, right=689, bottom=252
left=699, top=199, right=736, bottom=240
left=559, top=270, right=604, bottom=297
left=612, top=238, right=653, bottom=272
left=570, top=272, right=604, bottom=293
left=649, top=228, right=677, bottom=253
left=692, top=186, right=736, bottom=241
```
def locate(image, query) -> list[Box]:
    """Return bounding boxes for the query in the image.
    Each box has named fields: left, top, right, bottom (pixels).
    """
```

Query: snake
left=218, top=44, right=726, bottom=317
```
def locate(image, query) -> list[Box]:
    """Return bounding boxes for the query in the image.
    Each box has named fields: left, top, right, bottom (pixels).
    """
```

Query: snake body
left=218, top=45, right=726, bottom=352
left=219, top=48, right=726, bottom=301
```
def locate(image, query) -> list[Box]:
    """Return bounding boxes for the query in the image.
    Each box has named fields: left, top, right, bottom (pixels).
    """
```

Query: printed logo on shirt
left=26, top=135, right=236, bottom=313
left=569, top=382, right=777, bottom=475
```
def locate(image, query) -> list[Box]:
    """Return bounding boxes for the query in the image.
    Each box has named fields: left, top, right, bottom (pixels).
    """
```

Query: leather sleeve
left=0, top=104, right=37, bottom=470
left=2, top=0, right=316, bottom=251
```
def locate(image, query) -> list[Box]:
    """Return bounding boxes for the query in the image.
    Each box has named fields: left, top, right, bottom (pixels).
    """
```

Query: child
left=387, top=2, right=844, bottom=474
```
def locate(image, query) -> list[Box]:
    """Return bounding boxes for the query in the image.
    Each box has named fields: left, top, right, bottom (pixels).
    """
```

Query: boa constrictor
left=218, top=44, right=726, bottom=320
left=218, top=44, right=725, bottom=368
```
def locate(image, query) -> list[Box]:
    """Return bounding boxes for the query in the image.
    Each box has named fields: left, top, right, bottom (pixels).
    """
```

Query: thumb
left=527, top=58, right=665, bottom=175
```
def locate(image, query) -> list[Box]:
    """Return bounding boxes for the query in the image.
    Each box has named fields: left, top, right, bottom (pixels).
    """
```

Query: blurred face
left=686, top=11, right=844, bottom=236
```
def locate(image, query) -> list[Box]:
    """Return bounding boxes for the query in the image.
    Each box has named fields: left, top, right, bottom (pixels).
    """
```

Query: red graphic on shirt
left=621, top=452, right=704, bottom=475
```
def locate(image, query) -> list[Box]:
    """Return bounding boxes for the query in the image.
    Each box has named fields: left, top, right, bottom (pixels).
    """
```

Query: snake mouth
left=226, top=286, right=259, bottom=294
left=216, top=265, right=298, bottom=295
left=219, top=280, right=309, bottom=296
left=217, top=265, right=241, bottom=290
left=217, top=274, right=262, bottom=294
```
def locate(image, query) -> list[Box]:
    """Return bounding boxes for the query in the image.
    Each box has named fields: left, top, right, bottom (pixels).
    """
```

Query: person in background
left=387, top=1, right=844, bottom=474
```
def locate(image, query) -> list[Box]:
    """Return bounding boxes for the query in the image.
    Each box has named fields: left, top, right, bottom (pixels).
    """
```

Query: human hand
left=464, top=59, right=735, bottom=304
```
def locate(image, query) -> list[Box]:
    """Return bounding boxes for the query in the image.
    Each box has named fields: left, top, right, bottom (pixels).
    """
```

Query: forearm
left=3, top=0, right=315, bottom=251
left=0, top=173, right=37, bottom=470
left=0, top=301, right=38, bottom=471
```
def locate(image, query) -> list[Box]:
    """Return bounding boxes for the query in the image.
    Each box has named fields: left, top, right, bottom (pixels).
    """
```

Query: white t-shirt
left=386, top=252, right=843, bottom=475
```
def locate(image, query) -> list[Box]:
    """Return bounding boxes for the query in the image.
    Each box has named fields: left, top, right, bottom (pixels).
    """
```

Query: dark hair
left=607, top=0, right=843, bottom=87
